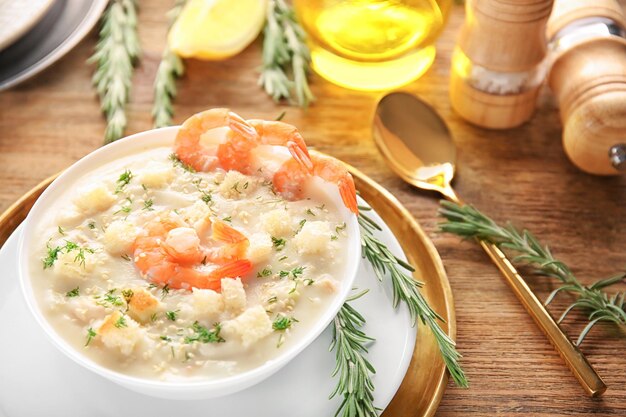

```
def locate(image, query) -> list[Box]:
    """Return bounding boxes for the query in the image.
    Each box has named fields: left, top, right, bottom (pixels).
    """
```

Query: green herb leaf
left=114, top=314, right=128, bottom=328
left=273, top=315, right=297, bottom=331
left=438, top=200, right=626, bottom=346
left=165, top=310, right=179, bottom=321
left=43, top=243, right=62, bottom=269
left=184, top=321, right=225, bottom=344
left=89, top=0, right=141, bottom=143
left=259, top=0, right=314, bottom=107
left=360, top=204, right=468, bottom=388
left=272, top=236, right=286, bottom=251
left=66, top=287, right=80, bottom=297
left=143, top=198, right=154, bottom=211
left=85, top=327, right=97, bottom=346
left=115, top=170, right=133, bottom=193
left=152, top=0, right=187, bottom=128
left=330, top=290, right=379, bottom=417
left=257, top=267, right=273, bottom=278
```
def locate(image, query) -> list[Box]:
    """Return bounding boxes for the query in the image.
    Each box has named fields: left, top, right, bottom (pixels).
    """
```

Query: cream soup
left=29, top=147, right=350, bottom=381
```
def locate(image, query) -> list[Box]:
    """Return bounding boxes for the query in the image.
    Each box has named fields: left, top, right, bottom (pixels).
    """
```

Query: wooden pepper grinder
left=450, top=0, right=554, bottom=129
left=547, top=0, right=626, bottom=175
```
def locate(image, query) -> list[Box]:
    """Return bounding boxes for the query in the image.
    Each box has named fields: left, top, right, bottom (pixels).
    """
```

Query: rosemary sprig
left=152, top=0, right=186, bottom=128
left=89, top=0, right=141, bottom=143
left=259, top=0, right=314, bottom=107
left=359, top=205, right=468, bottom=388
left=438, top=200, right=626, bottom=345
left=330, top=290, right=378, bottom=417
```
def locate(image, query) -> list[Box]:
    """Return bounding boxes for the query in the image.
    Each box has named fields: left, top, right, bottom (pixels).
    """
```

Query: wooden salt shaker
left=450, top=0, right=554, bottom=129
left=547, top=0, right=626, bottom=175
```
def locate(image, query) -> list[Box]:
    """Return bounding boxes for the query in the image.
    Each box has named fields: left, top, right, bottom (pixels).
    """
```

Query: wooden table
left=1, top=2, right=625, bottom=416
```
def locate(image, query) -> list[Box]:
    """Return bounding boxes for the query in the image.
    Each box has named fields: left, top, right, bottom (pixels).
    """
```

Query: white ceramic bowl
left=17, top=126, right=361, bottom=400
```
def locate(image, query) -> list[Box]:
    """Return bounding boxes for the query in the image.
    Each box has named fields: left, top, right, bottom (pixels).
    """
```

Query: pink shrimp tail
left=339, top=176, right=359, bottom=214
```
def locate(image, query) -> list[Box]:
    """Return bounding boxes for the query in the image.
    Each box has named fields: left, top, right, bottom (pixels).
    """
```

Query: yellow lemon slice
left=169, top=0, right=267, bottom=60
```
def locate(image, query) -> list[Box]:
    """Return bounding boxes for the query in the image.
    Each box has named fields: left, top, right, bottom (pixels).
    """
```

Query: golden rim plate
left=0, top=162, right=455, bottom=417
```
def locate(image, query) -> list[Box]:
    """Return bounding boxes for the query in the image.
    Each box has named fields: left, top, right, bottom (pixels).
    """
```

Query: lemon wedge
left=169, top=0, right=267, bottom=60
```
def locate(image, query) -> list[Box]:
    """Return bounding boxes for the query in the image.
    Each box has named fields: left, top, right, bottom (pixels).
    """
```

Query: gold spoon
left=372, top=91, right=606, bottom=397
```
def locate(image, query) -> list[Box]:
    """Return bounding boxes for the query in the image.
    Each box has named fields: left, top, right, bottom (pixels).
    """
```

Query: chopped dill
left=267, top=296, right=278, bottom=304
left=336, top=222, right=347, bottom=233
left=66, top=286, right=80, bottom=297
left=42, top=240, right=94, bottom=269
left=272, top=236, right=286, bottom=251
left=305, top=208, right=316, bottom=216
left=114, top=315, right=128, bottom=328
left=200, top=190, right=212, bottom=204
left=115, top=170, right=133, bottom=193
left=222, top=216, right=232, bottom=223
left=85, top=327, right=96, bottom=346
left=121, top=289, right=134, bottom=306
left=113, top=205, right=132, bottom=215
left=43, top=243, right=62, bottom=269
left=121, top=254, right=131, bottom=261
left=184, top=322, right=225, bottom=344
left=291, top=266, right=305, bottom=278
left=87, top=221, right=96, bottom=230
left=165, top=310, right=179, bottom=321
left=257, top=267, right=273, bottom=278
left=103, top=289, right=124, bottom=306
left=279, top=266, right=305, bottom=279
left=273, top=315, right=297, bottom=331
left=161, top=284, right=170, bottom=300
left=296, top=219, right=306, bottom=233
left=160, top=335, right=172, bottom=342
left=57, top=226, right=65, bottom=235
left=142, top=198, right=154, bottom=211
left=230, top=182, right=242, bottom=194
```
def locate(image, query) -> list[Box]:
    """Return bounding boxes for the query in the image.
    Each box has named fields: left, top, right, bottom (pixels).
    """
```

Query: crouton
left=138, top=162, right=174, bottom=188
left=218, top=171, right=256, bottom=199
left=294, top=221, right=332, bottom=255
left=223, top=306, right=273, bottom=348
left=103, top=220, right=139, bottom=255
left=180, top=200, right=212, bottom=228
left=260, top=209, right=293, bottom=236
left=246, top=232, right=273, bottom=264
left=221, top=278, right=246, bottom=314
left=73, top=183, right=116, bottom=214
left=97, top=311, right=142, bottom=355
left=126, top=288, right=160, bottom=323
left=53, top=248, right=103, bottom=281
left=192, top=288, right=225, bottom=319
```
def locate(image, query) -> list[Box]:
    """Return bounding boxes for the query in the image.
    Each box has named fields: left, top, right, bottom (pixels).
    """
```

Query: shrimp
left=174, top=109, right=356, bottom=213
left=174, top=108, right=257, bottom=172
left=132, top=215, right=252, bottom=291
left=174, top=108, right=311, bottom=174
left=273, top=153, right=358, bottom=214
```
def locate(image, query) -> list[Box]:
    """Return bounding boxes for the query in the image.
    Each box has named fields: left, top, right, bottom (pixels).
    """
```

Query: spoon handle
left=478, top=240, right=607, bottom=396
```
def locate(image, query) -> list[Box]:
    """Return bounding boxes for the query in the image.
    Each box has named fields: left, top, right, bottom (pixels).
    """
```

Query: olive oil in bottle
left=294, top=0, right=451, bottom=91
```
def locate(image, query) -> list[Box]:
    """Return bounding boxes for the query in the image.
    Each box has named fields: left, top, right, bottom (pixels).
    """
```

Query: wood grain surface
left=1, top=2, right=625, bottom=416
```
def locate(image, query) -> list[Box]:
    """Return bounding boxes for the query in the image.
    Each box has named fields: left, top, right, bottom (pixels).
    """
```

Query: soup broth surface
left=29, top=147, right=350, bottom=381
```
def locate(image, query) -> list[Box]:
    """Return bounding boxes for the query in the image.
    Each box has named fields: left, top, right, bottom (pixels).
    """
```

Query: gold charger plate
left=0, top=164, right=456, bottom=417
